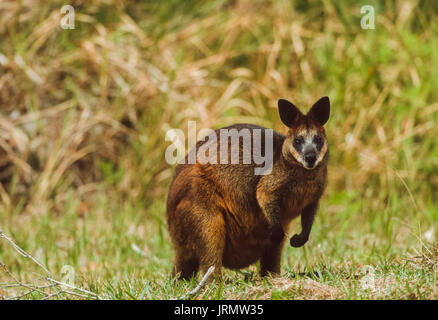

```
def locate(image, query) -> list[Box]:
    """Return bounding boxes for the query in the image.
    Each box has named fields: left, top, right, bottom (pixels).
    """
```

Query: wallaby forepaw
left=289, top=234, right=308, bottom=247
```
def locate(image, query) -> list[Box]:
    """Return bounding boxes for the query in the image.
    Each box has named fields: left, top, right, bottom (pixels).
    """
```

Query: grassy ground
left=0, top=0, right=437, bottom=299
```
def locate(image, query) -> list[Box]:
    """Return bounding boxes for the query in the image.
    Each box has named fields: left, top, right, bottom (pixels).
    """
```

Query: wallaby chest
left=281, top=173, right=325, bottom=220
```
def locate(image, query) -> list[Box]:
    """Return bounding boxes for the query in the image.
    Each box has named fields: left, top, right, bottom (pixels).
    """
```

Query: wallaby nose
left=304, top=153, right=317, bottom=168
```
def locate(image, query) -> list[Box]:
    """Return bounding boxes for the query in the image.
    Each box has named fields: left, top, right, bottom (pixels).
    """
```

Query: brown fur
left=166, top=99, right=329, bottom=280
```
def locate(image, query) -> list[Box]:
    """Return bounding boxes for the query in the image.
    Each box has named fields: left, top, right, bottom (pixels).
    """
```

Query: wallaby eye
left=313, top=136, right=324, bottom=150
left=293, top=136, right=304, bottom=149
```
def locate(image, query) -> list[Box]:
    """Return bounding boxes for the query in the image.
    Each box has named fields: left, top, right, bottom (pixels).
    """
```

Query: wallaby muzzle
left=304, top=146, right=317, bottom=168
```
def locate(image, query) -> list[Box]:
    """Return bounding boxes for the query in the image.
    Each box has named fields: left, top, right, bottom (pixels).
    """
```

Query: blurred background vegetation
left=0, top=0, right=437, bottom=299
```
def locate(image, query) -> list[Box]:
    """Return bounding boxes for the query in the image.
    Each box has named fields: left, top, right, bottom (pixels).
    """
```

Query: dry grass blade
left=45, top=277, right=103, bottom=300
left=0, top=229, right=102, bottom=300
left=0, top=229, right=50, bottom=276
left=178, top=266, right=215, bottom=300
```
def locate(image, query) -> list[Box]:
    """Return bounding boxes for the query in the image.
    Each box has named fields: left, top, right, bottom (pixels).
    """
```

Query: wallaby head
left=278, top=96, right=330, bottom=170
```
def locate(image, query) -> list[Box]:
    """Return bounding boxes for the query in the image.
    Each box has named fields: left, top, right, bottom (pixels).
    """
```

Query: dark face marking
left=285, top=127, right=328, bottom=170
left=313, top=135, right=324, bottom=151
left=293, top=136, right=304, bottom=152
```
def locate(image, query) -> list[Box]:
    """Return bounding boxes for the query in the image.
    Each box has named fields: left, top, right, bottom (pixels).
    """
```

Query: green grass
left=1, top=189, right=436, bottom=299
left=0, top=0, right=437, bottom=299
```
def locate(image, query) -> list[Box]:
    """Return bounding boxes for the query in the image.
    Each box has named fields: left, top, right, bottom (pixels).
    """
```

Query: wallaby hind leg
left=171, top=200, right=225, bottom=281
left=199, top=254, right=223, bottom=282
left=174, top=255, right=199, bottom=281
left=197, top=207, right=226, bottom=281
left=169, top=200, right=201, bottom=281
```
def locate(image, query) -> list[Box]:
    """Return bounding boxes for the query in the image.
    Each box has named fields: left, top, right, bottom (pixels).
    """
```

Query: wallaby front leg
left=290, top=201, right=318, bottom=247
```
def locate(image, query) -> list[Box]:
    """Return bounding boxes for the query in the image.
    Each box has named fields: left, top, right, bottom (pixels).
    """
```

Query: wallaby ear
left=278, top=99, right=302, bottom=128
left=308, top=96, right=330, bottom=126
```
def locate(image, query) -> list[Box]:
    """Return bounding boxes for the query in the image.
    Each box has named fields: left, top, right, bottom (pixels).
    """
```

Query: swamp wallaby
left=166, top=97, right=330, bottom=279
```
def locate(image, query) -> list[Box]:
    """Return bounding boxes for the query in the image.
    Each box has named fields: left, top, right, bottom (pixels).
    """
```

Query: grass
left=0, top=0, right=437, bottom=299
